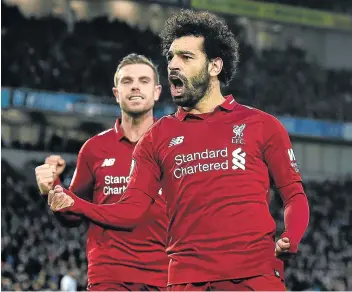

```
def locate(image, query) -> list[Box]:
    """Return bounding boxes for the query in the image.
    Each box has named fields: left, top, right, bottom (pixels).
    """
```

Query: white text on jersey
left=173, top=147, right=246, bottom=179
left=103, top=175, right=129, bottom=195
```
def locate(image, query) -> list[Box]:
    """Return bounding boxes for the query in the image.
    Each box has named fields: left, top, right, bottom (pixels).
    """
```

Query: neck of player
left=120, top=111, right=154, bottom=143
left=185, top=79, right=225, bottom=115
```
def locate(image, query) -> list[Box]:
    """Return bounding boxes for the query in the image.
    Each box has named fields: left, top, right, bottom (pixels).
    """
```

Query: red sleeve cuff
left=61, top=188, right=87, bottom=214
left=279, top=184, right=310, bottom=254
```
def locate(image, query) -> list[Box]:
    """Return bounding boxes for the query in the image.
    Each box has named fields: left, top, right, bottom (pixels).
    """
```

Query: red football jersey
left=68, top=119, right=168, bottom=287
left=128, top=95, right=304, bottom=284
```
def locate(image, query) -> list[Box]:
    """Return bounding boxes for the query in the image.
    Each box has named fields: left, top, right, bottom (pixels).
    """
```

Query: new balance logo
left=102, top=158, right=115, bottom=167
left=169, top=136, right=184, bottom=147
left=232, top=148, right=246, bottom=170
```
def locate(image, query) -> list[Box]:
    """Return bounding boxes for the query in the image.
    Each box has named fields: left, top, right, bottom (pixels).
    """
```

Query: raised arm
left=49, top=126, right=163, bottom=230
left=36, top=142, right=95, bottom=227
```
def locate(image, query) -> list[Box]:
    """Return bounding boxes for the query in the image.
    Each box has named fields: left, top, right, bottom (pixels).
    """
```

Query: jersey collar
left=114, top=118, right=125, bottom=141
left=175, top=95, right=237, bottom=121
left=114, top=117, right=158, bottom=141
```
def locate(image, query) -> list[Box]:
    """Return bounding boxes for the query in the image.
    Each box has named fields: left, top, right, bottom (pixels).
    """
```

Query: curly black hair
left=159, top=9, right=239, bottom=87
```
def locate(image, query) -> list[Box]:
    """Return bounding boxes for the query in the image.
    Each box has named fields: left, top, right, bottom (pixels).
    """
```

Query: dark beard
left=172, top=64, right=210, bottom=107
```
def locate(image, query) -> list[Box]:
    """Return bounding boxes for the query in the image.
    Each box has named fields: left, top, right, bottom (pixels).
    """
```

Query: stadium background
left=1, top=0, right=352, bottom=290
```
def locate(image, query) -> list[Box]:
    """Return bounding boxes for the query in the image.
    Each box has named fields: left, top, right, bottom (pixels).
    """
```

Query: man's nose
left=168, top=56, right=180, bottom=72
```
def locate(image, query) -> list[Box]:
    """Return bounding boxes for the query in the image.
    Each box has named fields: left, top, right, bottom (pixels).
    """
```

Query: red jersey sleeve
left=61, top=188, right=153, bottom=230
left=262, top=115, right=302, bottom=188
left=262, top=115, right=309, bottom=254
left=279, top=183, right=309, bottom=253
left=68, top=141, right=94, bottom=201
left=53, top=141, right=95, bottom=224
left=54, top=126, right=161, bottom=229
left=127, top=126, right=162, bottom=201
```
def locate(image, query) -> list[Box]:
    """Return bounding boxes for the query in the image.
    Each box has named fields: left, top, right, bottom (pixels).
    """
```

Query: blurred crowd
left=2, top=128, right=99, bottom=154
left=2, top=3, right=352, bottom=122
left=271, top=180, right=352, bottom=290
left=1, top=160, right=86, bottom=291
left=1, top=158, right=351, bottom=291
left=253, top=0, right=352, bottom=14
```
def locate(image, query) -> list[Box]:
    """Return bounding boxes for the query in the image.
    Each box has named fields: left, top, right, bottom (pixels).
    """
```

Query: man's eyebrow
left=175, top=50, right=195, bottom=56
left=120, top=76, right=151, bottom=81
left=120, top=76, right=132, bottom=81
left=167, top=50, right=195, bottom=56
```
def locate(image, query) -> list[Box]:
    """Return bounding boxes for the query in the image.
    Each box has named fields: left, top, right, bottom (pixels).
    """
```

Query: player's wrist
left=62, top=188, right=85, bottom=215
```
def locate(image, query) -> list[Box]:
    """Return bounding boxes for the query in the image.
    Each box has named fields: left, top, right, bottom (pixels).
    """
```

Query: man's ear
left=209, top=57, right=223, bottom=78
left=112, top=87, right=120, bottom=103
left=154, top=85, right=162, bottom=102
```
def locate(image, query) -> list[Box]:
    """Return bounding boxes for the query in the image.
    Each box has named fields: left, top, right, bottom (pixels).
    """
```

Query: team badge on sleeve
left=288, top=148, right=299, bottom=172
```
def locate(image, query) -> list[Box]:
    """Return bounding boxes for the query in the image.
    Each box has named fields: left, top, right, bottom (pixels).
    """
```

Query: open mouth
left=169, top=75, right=185, bottom=88
left=169, top=75, right=186, bottom=97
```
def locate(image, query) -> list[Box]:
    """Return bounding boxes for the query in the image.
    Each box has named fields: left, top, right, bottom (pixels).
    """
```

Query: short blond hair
left=113, top=53, right=160, bottom=86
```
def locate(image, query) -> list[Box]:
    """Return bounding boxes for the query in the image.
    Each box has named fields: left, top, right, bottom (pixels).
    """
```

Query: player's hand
left=48, top=185, right=74, bottom=212
left=275, top=237, right=294, bottom=260
left=35, top=164, right=56, bottom=195
left=44, top=155, right=66, bottom=180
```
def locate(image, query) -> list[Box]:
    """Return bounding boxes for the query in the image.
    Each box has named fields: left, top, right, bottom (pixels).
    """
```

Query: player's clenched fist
left=44, top=155, right=66, bottom=181
left=48, top=185, right=74, bottom=212
left=35, top=164, right=56, bottom=195
left=275, top=237, right=293, bottom=260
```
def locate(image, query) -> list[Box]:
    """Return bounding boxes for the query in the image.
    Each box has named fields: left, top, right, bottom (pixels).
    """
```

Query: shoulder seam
left=97, top=128, right=114, bottom=136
